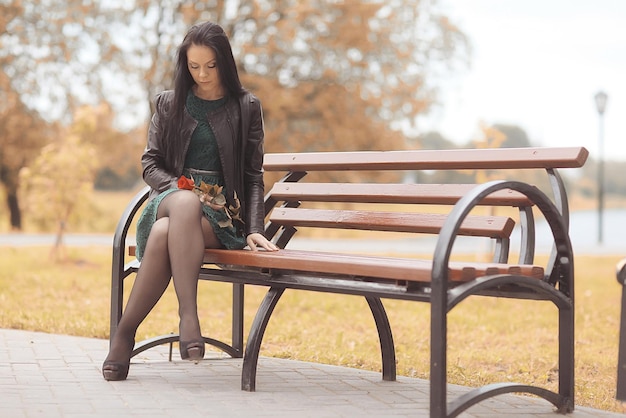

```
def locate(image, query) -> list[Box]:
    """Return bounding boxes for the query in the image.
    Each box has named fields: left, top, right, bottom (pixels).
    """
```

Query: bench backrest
left=261, top=147, right=588, bottom=265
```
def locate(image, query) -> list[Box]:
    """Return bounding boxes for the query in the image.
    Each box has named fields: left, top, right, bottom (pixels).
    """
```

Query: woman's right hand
left=246, top=233, right=279, bottom=252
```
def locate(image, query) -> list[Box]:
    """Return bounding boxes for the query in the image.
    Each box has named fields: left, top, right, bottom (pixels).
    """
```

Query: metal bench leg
left=365, top=297, right=396, bottom=381
left=430, top=277, right=448, bottom=418
left=430, top=313, right=447, bottom=417
left=242, top=287, right=285, bottom=392
left=618, top=284, right=626, bottom=401
left=558, top=304, right=575, bottom=412
left=232, top=283, right=244, bottom=358
left=109, top=265, right=124, bottom=348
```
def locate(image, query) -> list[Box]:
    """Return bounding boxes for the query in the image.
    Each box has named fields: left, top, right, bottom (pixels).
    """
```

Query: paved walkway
left=1, top=329, right=623, bottom=418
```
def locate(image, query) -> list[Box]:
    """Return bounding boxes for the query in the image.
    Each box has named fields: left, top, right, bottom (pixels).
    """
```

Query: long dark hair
left=164, top=22, right=246, bottom=153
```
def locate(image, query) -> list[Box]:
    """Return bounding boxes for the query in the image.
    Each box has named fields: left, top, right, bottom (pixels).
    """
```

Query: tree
left=232, top=0, right=469, bottom=153
left=19, top=113, right=98, bottom=258
left=72, top=103, right=144, bottom=190
left=0, top=0, right=149, bottom=125
left=413, top=131, right=458, bottom=151
left=402, top=131, right=462, bottom=184
left=471, top=123, right=506, bottom=184
left=122, top=0, right=469, bottom=152
left=0, top=0, right=146, bottom=227
left=463, top=123, right=552, bottom=194
left=3, top=0, right=468, bottom=140
left=2, top=0, right=469, bottom=222
left=0, top=70, right=52, bottom=230
left=492, top=124, right=533, bottom=148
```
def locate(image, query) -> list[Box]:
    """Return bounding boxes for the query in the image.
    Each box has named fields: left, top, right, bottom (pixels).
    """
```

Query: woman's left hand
left=246, top=233, right=279, bottom=252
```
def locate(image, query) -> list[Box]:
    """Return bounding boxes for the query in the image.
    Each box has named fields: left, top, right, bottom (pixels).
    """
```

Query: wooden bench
left=110, top=146, right=588, bottom=418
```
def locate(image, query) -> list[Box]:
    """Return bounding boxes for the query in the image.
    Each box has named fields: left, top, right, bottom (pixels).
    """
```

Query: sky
left=419, top=0, right=626, bottom=161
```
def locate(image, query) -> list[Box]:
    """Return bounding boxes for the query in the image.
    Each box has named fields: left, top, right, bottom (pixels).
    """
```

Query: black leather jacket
left=141, top=90, right=266, bottom=237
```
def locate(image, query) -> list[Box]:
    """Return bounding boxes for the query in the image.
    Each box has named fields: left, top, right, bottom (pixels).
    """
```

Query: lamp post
left=594, top=90, right=608, bottom=244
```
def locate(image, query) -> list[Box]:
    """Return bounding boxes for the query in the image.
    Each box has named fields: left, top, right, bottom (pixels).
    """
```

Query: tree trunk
left=50, top=220, right=66, bottom=261
left=6, top=191, right=22, bottom=230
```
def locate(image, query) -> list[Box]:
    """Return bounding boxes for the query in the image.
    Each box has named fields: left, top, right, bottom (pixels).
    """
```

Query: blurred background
left=2, top=4, right=625, bottom=413
left=1, top=0, right=624, bottom=245
left=424, top=1, right=626, bottom=162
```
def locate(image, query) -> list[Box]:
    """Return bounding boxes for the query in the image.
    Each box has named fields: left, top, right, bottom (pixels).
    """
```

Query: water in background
left=0, top=209, right=624, bottom=256
left=529, top=208, right=626, bottom=255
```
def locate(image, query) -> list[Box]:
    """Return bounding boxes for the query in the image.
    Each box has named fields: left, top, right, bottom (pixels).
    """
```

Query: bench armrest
left=433, top=180, right=572, bottom=290
left=618, top=259, right=626, bottom=286
left=112, top=185, right=150, bottom=262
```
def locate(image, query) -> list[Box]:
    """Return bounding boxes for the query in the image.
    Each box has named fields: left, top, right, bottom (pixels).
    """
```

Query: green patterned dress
left=134, top=92, right=247, bottom=260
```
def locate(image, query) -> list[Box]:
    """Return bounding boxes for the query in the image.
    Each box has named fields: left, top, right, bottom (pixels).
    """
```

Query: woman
left=102, top=21, right=278, bottom=381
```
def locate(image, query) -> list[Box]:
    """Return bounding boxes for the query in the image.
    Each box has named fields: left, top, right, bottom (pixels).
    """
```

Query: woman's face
left=187, top=43, right=224, bottom=99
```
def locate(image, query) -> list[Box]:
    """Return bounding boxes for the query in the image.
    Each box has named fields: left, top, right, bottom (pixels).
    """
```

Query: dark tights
left=105, top=190, right=221, bottom=364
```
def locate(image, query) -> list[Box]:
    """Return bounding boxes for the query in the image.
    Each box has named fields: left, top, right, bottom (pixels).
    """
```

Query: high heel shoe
left=102, top=360, right=130, bottom=381
left=180, top=339, right=205, bottom=362
left=102, top=335, right=134, bottom=381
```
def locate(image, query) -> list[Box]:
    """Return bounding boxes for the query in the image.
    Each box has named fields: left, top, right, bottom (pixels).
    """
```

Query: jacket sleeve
left=243, top=95, right=266, bottom=236
left=141, top=92, right=178, bottom=194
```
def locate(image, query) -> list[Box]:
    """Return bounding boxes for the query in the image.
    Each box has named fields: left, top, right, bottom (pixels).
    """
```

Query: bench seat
left=202, top=248, right=544, bottom=283
left=128, top=246, right=543, bottom=283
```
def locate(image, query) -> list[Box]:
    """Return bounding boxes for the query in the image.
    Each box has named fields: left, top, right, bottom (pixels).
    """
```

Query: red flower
left=175, top=176, right=244, bottom=229
left=177, top=175, right=195, bottom=190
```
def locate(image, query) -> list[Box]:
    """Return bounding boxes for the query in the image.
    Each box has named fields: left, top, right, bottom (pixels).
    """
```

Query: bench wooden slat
left=270, top=207, right=515, bottom=238
left=201, top=248, right=544, bottom=283
left=263, top=147, right=588, bottom=172
left=269, top=183, right=533, bottom=207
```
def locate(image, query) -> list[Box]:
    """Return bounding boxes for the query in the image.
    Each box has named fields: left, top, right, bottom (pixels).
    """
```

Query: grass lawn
left=0, top=244, right=625, bottom=413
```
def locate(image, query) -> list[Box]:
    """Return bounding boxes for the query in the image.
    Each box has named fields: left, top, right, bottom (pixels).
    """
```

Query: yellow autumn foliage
left=18, top=132, right=97, bottom=252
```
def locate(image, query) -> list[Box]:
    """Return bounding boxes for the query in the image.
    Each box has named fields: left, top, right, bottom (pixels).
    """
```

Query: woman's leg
left=104, top=190, right=220, bottom=377
left=154, top=191, right=220, bottom=353
left=103, top=218, right=173, bottom=378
